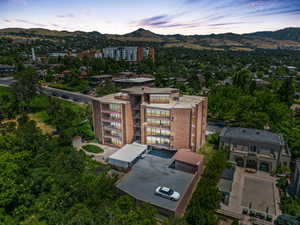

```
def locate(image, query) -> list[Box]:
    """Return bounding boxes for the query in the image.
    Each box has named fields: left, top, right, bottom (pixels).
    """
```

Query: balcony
left=101, top=116, right=121, bottom=123
left=146, top=114, right=171, bottom=120
left=146, top=133, right=171, bottom=138
left=146, top=123, right=170, bottom=129
left=103, top=124, right=122, bottom=132
left=104, top=133, right=122, bottom=140
left=101, top=110, right=121, bottom=115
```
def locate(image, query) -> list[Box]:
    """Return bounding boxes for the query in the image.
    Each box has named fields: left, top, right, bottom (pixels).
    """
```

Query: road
left=0, top=76, right=94, bottom=104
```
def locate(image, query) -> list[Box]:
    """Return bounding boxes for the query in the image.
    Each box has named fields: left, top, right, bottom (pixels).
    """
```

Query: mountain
left=124, top=28, right=161, bottom=38
left=246, top=27, right=300, bottom=42
left=1, top=27, right=300, bottom=51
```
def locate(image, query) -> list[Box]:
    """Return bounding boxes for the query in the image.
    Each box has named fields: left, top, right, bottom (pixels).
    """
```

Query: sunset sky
left=0, top=0, right=299, bottom=35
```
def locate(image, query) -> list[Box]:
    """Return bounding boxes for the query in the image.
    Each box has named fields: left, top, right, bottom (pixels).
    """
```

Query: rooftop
left=172, top=150, right=204, bottom=166
left=144, top=95, right=206, bottom=109
left=116, top=154, right=193, bottom=211
left=89, top=75, right=113, bottom=79
left=122, top=86, right=178, bottom=95
left=108, top=143, right=147, bottom=163
left=220, top=127, right=284, bottom=145
left=113, top=78, right=155, bottom=83
left=94, top=93, right=130, bottom=104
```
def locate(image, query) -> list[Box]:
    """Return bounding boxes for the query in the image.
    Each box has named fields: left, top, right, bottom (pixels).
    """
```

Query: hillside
left=1, top=27, right=300, bottom=51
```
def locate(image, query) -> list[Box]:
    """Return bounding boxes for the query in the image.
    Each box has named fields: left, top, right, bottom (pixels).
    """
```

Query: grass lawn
left=82, top=145, right=104, bottom=154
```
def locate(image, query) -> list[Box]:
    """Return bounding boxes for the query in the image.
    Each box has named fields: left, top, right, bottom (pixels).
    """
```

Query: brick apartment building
left=91, top=86, right=207, bottom=152
left=102, top=47, right=155, bottom=62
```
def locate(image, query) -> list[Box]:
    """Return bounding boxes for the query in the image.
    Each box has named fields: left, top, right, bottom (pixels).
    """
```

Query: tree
left=278, top=78, right=296, bottom=105
left=12, top=66, right=39, bottom=106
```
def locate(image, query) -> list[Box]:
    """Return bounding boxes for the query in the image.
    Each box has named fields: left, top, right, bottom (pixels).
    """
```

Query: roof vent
left=256, top=131, right=260, bottom=135
left=242, top=129, right=246, bottom=133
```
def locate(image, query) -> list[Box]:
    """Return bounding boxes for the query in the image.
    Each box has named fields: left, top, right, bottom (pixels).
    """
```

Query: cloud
left=208, top=22, right=247, bottom=26
left=56, top=13, right=75, bottom=18
left=3, top=18, right=69, bottom=29
left=133, top=11, right=237, bottom=29
left=9, top=19, right=47, bottom=27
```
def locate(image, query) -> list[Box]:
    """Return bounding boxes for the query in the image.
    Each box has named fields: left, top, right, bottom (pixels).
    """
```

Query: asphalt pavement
left=0, top=76, right=94, bottom=104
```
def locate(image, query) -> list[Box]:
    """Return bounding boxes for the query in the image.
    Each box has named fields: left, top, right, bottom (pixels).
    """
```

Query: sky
left=0, top=0, right=300, bottom=35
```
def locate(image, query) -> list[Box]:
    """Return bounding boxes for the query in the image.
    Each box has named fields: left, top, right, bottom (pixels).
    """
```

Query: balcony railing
left=146, top=133, right=171, bottom=138
left=103, top=125, right=122, bottom=132
left=146, top=123, right=170, bottom=128
left=104, top=133, right=122, bottom=139
left=102, top=117, right=121, bottom=123
left=146, top=114, right=171, bottom=119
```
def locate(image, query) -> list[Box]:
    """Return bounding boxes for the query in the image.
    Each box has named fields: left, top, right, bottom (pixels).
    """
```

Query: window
left=110, top=113, right=121, bottom=119
left=146, top=127, right=170, bottom=136
left=110, top=121, right=121, bottom=129
left=146, top=136, right=170, bottom=146
left=146, top=108, right=170, bottom=117
left=250, top=145, right=257, bottom=152
left=111, top=137, right=122, bottom=145
left=147, top=118, right=170, bottom=127
left=109, top=103, right=121, bottom=112
left=150, top=94, right=170, bottom=103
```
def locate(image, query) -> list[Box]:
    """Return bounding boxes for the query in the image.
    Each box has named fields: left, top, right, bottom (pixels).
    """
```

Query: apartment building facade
left=92, top=86, right=207, bottom=152
left=219, top=127, right=291, bottom=173
left=102, top=47, right=155, bottom=62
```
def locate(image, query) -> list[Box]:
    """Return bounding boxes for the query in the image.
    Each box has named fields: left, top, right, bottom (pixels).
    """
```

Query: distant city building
left=77, top=50, right=103, bottom=58
left=48, top=49, right=77, bottom=57
left=91, top=86, right=207, bottom=151
left=219, top=127, right=291, bottom=173
left=0, top=64, right=16, bottom=75
left=103, top=46, right=155, bottom=62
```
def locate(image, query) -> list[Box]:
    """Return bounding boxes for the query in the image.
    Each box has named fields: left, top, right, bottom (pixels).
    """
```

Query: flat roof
left=172, top=150, right=204, bottom=166
left=93, top=93, right=129, bottom=104
left=122, top=86, right=178, bottom=95
left=90, top=75, right=113, bottom=78
left=114, top=78, right=155, bottom=83
left=116, top=154, right=193, bottom=211
left=144, top=95, right=206, bottom=109
left=109, top=143, right=147, bottom=163
left=220, top=127, right=284, bottom=145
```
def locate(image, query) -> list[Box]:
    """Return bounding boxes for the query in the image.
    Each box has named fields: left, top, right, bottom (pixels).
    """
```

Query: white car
left=155, top=186, right=180, bottom=201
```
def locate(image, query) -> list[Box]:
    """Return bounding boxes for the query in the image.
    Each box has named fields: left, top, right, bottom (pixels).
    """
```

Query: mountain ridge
left=1, top=27, right=300, bottom=51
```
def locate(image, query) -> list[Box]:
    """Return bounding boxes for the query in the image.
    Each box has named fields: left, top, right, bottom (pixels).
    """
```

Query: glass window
left=146, top=136, right=170, bottom=145
left=150, top=94, right=170, bottom=103
left=109, top=103, right=121, bottom=112
left=146, top=108, right=170, bottom=117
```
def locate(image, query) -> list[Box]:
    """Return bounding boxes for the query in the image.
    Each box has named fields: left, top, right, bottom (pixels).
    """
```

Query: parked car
left=155, top=186, right=180, bottom=201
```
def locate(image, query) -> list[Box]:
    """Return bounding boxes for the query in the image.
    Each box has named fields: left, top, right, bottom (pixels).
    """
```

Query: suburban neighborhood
left=1, top=2, right=300, bottom=224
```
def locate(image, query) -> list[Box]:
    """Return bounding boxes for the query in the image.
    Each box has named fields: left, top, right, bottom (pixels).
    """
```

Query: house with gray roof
left=219, top=127, right=290, bottom=173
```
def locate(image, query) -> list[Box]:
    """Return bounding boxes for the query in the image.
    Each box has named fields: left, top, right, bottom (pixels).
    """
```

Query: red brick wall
left=171, top=108, right=192, bottom=150
left=123, top=103, right=134, bottom=145
left=91, top=100, right=102, bottom=143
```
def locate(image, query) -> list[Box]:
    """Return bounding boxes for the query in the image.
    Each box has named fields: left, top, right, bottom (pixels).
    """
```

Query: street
left=0, top=76, right=94, bottom=104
